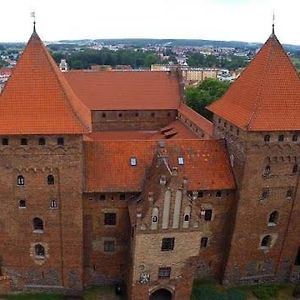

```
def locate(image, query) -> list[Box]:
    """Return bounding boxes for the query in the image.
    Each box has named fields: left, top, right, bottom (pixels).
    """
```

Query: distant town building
left=59, top=59, right=68, bottom=72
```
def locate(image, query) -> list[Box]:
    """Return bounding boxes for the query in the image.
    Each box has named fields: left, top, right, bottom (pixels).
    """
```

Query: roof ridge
left=246, top=36, right=274, bottom=130
left=39, top=38, right=91, bottom=132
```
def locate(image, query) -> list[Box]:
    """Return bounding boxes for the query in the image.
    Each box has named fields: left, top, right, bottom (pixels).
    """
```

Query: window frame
left=104, top=212, right=117, bottom=226
left=161, top=238, right=175, bottom=251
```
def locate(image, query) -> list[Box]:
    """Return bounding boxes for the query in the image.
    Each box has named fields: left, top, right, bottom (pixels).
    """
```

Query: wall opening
left=150, top=288, right=172, bottom=300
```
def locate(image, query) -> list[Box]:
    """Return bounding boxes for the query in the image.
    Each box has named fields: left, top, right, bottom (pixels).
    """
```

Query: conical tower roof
left=0, top=30, right=91, bottom=134
left=207, top=33, right=300, bottom=131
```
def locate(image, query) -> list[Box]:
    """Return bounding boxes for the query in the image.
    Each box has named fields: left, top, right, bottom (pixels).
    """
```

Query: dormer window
left=130, top=157, right=137, bottom=166
left=178, top=157, right=184, bottom=165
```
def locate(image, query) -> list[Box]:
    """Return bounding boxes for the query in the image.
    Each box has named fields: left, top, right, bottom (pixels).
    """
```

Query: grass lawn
left=2, top=286, right=121, bottom=300
left=192, top=280, right=295, bottom=300
left=5, top=294, right=64, bottom=300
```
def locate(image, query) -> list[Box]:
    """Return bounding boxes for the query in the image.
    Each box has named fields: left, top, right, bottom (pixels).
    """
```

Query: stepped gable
left=0, top=30, right=91, bottom=134
left=207, top=33, right=300, bottom=131
left=84, top=139, right=235, bottom=192
left=64, top=70, right=181, bottom=110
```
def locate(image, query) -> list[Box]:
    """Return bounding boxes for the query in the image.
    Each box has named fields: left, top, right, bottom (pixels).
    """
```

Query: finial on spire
left=30, top=11, right=36, bottom=33
left=272, top=11, right=275, bottom=35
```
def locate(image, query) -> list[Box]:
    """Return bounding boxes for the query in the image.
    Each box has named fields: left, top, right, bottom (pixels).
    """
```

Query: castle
left=0, top=25, right=299, bottom=300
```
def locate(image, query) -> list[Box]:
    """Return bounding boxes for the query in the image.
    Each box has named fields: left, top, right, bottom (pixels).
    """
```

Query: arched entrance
left=150, top=288, right=172, bottom=300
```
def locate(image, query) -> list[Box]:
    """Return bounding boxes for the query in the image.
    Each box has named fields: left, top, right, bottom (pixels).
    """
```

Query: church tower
left=207, top=29, right=300, bottom=284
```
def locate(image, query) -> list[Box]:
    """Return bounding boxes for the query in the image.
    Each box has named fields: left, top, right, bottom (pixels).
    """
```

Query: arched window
left=264, top=165, right=271, bottom=176
left=268, top=211, right=279, bottom=225
left=264, top=135, right=270, bottom=142
left=47, top=175, right=54, bottom=185
left=17, top=175, right=25, bottom=186
left=184, top=215, right=189, bottom=222
left=35, top=244, right=45, bottom=257
left=151, top=207, right=159, bottom=230
left=261, top=235, right=272, bottom=248
left=33, top=218, right=44, bottom=231
left=293, top=164, right=298, bottom=174
left=50, top=200, right=58, bottom=209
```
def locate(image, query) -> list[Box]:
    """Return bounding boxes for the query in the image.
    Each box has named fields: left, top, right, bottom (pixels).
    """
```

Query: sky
left=1, top=0, right=300, bottom=44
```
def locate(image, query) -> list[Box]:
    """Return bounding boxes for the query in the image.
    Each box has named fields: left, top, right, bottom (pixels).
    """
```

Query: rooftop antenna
left=30, top=11, right=36, bottom=33
left=272, top=11, right=275, bottom=35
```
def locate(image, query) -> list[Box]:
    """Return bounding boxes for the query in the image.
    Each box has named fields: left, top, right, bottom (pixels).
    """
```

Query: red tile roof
left=84, top=139, right=235, bottom=192
left=208, top=34, right=300, bottom=131
left=178, top=103, right=213, bottom=137
left=0, top=31, right=91, bottom=134
left=64, top=70, right=181, bottom=110
left=85, top=120, right=198, bottom=141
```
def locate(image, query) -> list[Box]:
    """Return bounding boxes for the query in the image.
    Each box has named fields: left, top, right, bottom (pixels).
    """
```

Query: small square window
left=104, top=213, right=116, bottom=225
left=264, top=135, right=270, bottom=142
left=2, top=138, right=8, bottom=145
left=39, top=137, right=46, bottom=145
left=130, top=157, right=137, bottom=166
left=161, top=238, right=175, bottom=251
left=216, top=190, right=222, bottom=197
left=104, top=240, right=115, bottom=252
left=261, top=189, right=270, bottom=199
left=198, top=191, right=204, bottom=198
left=230, top=125, right=233, bottom=131
left=292, top=134, right=298, bottom=142
left=200, top=237, right=208, bottom=248
left=21, top=138, right=28, bottom=145
left=99, top=194, right=106, bottom=201
left=178, top=157, right=184, bottom=165
left=19, top=199, right=26, bottom=208
left=278, top=135, right=284, bottom=142
left=158, top=267, right=171, bottom=279
left=57, top=137, right=64, bottom=145
left=204, top=209, right=212, bottom=221
left=120, top=194, right=126, bottom=200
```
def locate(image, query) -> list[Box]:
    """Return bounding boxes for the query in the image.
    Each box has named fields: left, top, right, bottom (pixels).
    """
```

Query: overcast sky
left=1, top=0, right=299, bottom=44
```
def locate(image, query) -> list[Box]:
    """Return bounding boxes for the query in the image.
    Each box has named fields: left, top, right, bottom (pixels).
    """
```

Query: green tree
left=185, top=78, right=230, bottom=120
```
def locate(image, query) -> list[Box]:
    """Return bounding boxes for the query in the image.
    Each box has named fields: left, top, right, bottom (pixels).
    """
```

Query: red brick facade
left=0, top=28, right=299, bottom=300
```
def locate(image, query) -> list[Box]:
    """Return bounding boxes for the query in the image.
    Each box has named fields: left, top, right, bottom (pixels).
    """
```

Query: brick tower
left=208, top=29, right=300, bottom=284
left=0, top=27, right=91, bottom=292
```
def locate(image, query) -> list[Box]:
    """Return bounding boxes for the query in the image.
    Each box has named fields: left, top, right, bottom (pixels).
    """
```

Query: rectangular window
left=57, top=137, right=64, bottom=145
left=178, top=157, right=184, bottom=165
left=130, top=157, right=137, bottom=166
left=104, top=240, right=115, bottom=252
left=200, top=237, right=208, bottom=248
left=161, top=238, right=175, bottom=251
left=120, top=193, right=126, bottom=200
left=295, top=247, right=300, bottom=265
left=104, top=213, right=116, bottom=225
left=204, top=209, right=212, bottom=221
left=2, top=138, right=8, bottom=145
left=21, top=138, right=28, bottom=145
left=158, top=267, right=171, bottom=279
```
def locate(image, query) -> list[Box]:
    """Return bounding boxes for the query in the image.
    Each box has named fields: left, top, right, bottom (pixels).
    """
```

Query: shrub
left=293, top=284, right=300, bottom=297
left=251, top=284, right=279, bottom=300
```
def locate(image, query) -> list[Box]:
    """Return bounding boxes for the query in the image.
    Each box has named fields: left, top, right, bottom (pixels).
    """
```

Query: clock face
left=139, top=273, right=150, bottom=284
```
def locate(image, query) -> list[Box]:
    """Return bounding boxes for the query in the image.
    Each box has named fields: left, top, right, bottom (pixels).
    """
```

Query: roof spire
left=272, top=11, right=275, bottom=35
left=30, top=11, right=36, bottom=33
